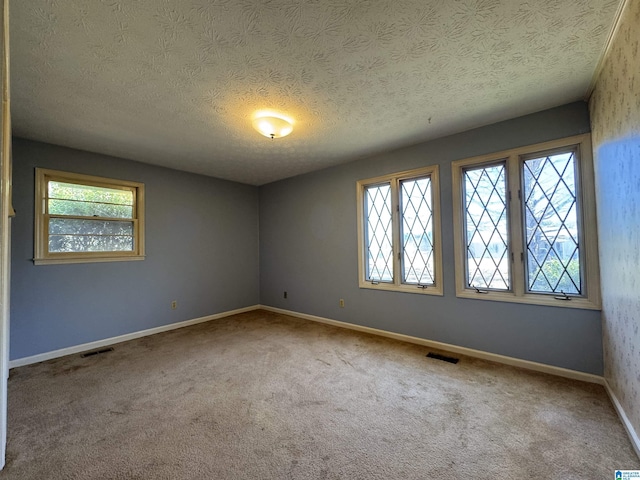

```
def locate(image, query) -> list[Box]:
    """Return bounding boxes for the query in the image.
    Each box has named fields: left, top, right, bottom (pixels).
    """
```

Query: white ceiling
left=11, top=0, right=620, bottom=185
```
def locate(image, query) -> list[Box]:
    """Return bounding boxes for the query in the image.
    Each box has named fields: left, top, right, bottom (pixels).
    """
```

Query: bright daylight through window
left=463, top=162, right=509, bottom=291
left=357, top=165, right=443, bottom=296
left=523, top=151, right=581, bottom=294
left=34, top=169, right=145, bottom=265
left=452, top=134, right=600, bottom=309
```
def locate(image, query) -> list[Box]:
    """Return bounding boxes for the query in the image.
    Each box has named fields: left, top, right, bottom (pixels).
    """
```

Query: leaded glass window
left=400, top=176, right=434, bottom=285
left=523, top=150, right=581, bottom=295
left=358, top=165, right=442, bottom=295
left=364, top=183, right=393, bottom=282
left=452, top=134, right=600, bottom=309
left=463, top=162, right=510, bottom=290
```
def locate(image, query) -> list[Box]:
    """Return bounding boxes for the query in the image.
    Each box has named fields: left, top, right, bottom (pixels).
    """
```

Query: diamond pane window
left=364, top=183, right=393, bottom=282
left=523, top=151, right=581, bottom=294
left=358, top=165, right=443, bottom=295
left=463, top=163, right=510, bottom=290
left=400, top=177, right=434, bottom=285
left=453, top=135, right=599, bottom=308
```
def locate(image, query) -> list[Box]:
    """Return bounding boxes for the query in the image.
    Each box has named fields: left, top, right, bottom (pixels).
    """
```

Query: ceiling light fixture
left=252, top=112, right=293, bottom=139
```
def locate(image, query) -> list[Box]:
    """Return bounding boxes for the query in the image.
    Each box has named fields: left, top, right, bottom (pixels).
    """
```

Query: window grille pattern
left=400, top=177, right=434, bottom=284
left=451, top=135, right=598, bottom=308
left=464, top=163, right=509, bottom=290
left=364, top=184, right=393, bottom=282
left=523, top=152, right=581, bottom=294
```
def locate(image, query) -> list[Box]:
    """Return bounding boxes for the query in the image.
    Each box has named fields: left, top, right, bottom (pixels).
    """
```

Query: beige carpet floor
left=1, top=310, right=638, bottom=479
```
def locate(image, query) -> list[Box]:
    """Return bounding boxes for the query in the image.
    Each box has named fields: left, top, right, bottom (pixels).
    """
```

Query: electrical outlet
left=284, top=291, right=287, bottom=299
left=171, top=300, right=177, bottom=310
left=339, top=298, right=345, bottom=308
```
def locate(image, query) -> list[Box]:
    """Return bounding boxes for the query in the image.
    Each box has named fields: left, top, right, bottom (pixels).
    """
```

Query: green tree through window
left=34, top=169, right=145, bottom=264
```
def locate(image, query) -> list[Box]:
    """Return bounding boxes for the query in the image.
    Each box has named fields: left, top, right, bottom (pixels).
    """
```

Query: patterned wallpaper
left=10, top=0, right=620, bottom=185
left=589, top=0, right=640, bottom=447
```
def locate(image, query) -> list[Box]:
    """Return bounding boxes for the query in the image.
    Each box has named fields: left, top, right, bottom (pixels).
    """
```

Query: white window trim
left=357, top=164, right=443, bottom=296
left=34, top=168, right=146, bottom=265
left=451, top=134, right=601, bottom=310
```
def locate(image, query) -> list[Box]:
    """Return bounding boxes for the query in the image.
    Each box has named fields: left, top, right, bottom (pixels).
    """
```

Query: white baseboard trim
left=604, top=379, right=640, bottom=459
left=10, top=304, right=638, bottom=460
left=9, top=305, right=261, bottom=369
left=260, top=305, right=605, bottom=385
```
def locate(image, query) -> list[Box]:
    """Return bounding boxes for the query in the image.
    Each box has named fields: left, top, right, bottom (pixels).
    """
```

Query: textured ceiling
left=11, top=0, right=620, bottom=185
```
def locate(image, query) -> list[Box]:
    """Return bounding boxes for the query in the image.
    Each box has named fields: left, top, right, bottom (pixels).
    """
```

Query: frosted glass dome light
left=252, top=112, right=293, bottom=139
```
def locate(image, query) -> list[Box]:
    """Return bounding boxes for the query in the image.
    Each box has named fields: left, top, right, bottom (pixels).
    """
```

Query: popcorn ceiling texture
left=11, top=0, right=620, bottom=185
left=589, top=0, right=640, bottom=449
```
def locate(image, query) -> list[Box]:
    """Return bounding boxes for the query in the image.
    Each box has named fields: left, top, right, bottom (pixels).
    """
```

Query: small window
left=452, top=134, right=600, bottom=309
left=34, top=169, right=145, bottom=265
left=358, top=165, right=443, bottom=295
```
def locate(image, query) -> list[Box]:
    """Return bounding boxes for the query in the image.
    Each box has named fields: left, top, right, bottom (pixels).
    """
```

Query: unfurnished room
left=0, top=0, right=638, bottom=478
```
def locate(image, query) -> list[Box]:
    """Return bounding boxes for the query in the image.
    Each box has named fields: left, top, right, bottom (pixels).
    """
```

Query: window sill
left=359, top=281, right=443, bottom=296
left=455, top=288, right=601, bottom=310
left=33, top=255, right=145, bottom=266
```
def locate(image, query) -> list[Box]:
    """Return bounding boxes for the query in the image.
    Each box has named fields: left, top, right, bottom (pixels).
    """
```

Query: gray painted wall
left=259, top=101, right=604, bottom=375
left=11, top=138, right=260, bottom=360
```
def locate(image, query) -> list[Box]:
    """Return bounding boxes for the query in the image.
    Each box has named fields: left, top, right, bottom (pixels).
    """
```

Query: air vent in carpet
left=81, top=347, right=114, bottom=358
left=426, top=352, right=459, bottom=364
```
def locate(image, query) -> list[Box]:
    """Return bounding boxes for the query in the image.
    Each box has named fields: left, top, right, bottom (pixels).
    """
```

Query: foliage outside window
left=452, top=134, right=600, bottom=309
left=34, top=169, right=145, bottom=265
left=357, top=165, right=443, bottom=296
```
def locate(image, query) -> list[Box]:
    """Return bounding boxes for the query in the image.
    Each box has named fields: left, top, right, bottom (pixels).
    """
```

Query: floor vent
left=81, top=347, right=114, bottom=358
left=426, top=352, right=459, bottom=364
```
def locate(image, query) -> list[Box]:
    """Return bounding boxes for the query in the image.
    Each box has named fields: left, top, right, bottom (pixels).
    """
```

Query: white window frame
left=34, top=168, right=145, bottom=265
left=357, top=165, right=443, bottom=296
left=452, top=134, right=600, bottom=309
